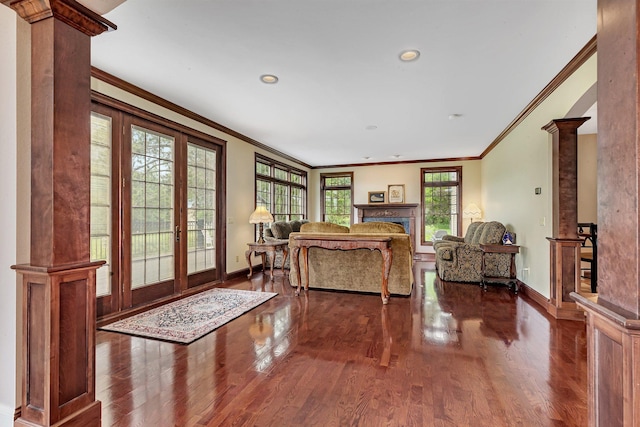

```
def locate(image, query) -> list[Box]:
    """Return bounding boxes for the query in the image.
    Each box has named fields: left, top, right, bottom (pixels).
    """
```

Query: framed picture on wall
left=368, top=191, right=386, bottom=203
left=387, top=184, right=405, bottom=203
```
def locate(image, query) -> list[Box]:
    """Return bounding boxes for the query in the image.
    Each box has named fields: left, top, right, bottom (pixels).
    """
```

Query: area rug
left=99, top=288, right=277, bottom=344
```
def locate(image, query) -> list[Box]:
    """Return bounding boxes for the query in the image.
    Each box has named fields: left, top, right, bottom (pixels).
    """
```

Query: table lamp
left=463, top=203, right=482, bottom=223
left=249, top=206, right=274, bottom=244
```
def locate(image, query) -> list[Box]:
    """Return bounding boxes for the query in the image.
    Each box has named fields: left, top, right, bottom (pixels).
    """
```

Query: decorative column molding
left=2, top=0, right=115, bottom=35
left=1, top=1, right=115, bottom=426
left=542, top=117, right=589, bottom=321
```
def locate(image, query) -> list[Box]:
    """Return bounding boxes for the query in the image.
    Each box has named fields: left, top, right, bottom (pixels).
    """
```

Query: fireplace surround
left=354, top=203, right=418, bottom=247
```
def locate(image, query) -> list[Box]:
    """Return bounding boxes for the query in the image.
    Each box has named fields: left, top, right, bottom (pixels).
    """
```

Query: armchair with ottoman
left=288, top=221, right=414, bottom=296
left=435, top=221, right=512, bottom=283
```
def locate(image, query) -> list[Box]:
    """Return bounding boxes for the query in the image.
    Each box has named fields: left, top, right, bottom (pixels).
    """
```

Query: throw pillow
left=270, top=221, right=293, bottom=239
left=290, top=219, right=309, bottom=233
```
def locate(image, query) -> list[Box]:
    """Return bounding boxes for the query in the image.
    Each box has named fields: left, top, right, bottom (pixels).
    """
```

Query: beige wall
left=481, top=54, right=597, bottom=298
left=90, top=79, right=311, bottom=275
left=313, top=160, right=482, bottom=253
left=578, top=133, right=597, bottom=223
left=0, top=7, right=18, bottom=423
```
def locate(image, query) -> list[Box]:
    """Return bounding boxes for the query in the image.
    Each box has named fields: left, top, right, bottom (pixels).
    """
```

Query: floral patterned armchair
left=435, top=221, right=512, bottom=283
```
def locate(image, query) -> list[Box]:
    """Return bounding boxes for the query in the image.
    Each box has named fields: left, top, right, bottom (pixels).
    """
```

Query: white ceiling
left=89, top=1, right=597, bottom=167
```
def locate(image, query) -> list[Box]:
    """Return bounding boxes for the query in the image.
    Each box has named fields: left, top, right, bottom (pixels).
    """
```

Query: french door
left=124, top=119, right=180, bottom=307
left=91, top=102, right=224, bottom=318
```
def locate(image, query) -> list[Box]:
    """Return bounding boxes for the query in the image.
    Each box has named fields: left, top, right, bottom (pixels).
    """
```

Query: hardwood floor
left=96, top=262, right=588, bottom=426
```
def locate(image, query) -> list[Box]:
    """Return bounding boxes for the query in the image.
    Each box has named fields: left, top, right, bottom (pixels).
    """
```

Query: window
left=421, top=166, right=462, bottom=245
left=321, top=173, right=353, bottom=227
left=255, top=154, right=307, bottom=222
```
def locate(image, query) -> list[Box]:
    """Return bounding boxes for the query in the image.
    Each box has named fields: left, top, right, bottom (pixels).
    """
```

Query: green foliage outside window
left=422, top=168, right=460, bottom=242
left=322, top=174, right=352, bottom=227
left=254, top=155, right=307, bottom=225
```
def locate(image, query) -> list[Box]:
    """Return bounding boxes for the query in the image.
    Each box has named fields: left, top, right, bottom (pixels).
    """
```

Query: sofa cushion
left=270, top=221, right=293, bottom=239
left=300, top=222, right=350, bottom=233
left=465, top=221, right=484, bottom=243
left=471, top=222, right=487, bottom=244
left=350, top=222, right=406, bottom=234
left=478, top=221, right=506, bottom=245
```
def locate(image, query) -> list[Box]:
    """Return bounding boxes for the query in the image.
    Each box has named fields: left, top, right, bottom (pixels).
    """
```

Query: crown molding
left=313, top=156, right=481, bottom=170
left=90, top=67, right=312, bottom=170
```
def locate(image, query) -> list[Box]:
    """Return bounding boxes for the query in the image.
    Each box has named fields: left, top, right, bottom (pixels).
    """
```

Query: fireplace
left=354, top=203, right=418, bottom=246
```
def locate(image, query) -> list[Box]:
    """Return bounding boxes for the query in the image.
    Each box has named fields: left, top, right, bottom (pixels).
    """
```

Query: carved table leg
left=293, top=247, right=302, bottom=296
left=281, top=247, right=288, bottom=274
left=266, top=248, right=276, bottom=281
left=301, top=247, right=309, bottom=292
left=245, top=249, right=253, bottom=279
left=380, top=247, right=393, bottom=304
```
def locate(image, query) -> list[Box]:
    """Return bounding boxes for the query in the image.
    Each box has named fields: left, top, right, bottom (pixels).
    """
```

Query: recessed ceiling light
left=399, top=50, right=420, bottom=62
left=362, top=156, right=371, bottom=160
left=391, top=154, right=402, bottom=159
left=365, top=125, right=378, bottom=130
left=260, top=74, right=279, bottom=84
left=448, top=113, right=463, bottom=120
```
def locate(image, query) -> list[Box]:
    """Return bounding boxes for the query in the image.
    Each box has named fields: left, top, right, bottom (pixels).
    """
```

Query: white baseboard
left=0, top=403, right=15, bottom=427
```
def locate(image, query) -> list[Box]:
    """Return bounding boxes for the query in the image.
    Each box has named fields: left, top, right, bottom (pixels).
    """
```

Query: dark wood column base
left=572, top=293, right=640, bottom=426
left=547, top=237, right=584, bottom=321
left=14, top=401, right=100, bottom=427
left=12, top=262, right=103, bottom=427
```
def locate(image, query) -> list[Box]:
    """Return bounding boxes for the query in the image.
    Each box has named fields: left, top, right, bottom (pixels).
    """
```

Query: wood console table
left=291, top=235, right=393, bottom=304
left=479, top=244, right=520, bottom=293
left=246, top=240, right=288, bottom=281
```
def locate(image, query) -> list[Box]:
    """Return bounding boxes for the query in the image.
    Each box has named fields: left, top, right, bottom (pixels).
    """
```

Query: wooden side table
left=246, top=240, right=288, bottom=281
left=479, top=244, right=520, bottom=293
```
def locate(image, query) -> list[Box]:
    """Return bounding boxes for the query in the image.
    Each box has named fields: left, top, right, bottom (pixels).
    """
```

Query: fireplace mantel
left=354, top=203, right=418, bottom=246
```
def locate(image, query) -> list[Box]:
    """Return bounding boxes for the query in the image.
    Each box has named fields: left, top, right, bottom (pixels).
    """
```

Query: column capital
left=2, top=0, right=116, bottom=35
left=542, top=117, right=591, bottom=134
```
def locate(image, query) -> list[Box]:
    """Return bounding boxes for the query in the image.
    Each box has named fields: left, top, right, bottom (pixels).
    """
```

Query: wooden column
left=571, top=0, right=640, bottom=426
left=1, top=1, right=115, bottom=426
left=542, top=118, right=589, bottom=321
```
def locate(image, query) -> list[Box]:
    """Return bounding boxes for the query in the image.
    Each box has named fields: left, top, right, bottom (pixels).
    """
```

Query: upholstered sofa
left=435, top=221, right=512, bottom=283
left=264, top=219, right=309, bottom=269
left=288, top=221, right=414, bottom=296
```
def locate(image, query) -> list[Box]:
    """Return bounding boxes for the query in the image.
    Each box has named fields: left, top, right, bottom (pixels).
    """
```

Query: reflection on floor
left=421, top=271, right=459, bottom=345
left=96, top=261, right=588, bottom=426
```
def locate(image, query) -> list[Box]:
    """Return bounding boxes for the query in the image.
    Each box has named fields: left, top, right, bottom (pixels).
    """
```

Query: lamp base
left=257, top=222, right=265, bottom=244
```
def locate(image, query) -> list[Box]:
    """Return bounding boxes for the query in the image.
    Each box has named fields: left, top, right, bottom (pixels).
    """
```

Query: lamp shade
left=249, top=206, right=274, bottom=224
left=463, top=203, right=482, bottom=220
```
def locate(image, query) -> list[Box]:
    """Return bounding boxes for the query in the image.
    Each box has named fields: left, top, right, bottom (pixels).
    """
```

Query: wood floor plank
left=96, top=263, right=588, bottom=426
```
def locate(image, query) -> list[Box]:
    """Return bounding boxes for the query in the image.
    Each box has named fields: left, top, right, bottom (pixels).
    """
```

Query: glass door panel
left=90, top=112, right=112, bottom=297
left=187, top=143, right=216, bottom=275
left=130, top=125, right=175, bottom=290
